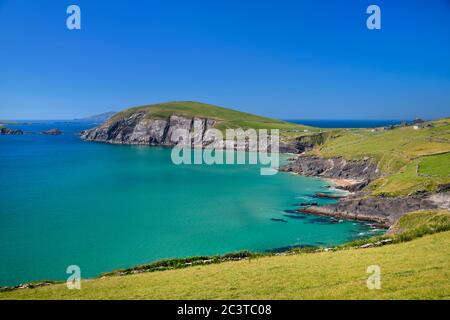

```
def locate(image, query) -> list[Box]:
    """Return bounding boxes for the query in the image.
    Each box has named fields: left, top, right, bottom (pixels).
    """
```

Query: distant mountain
left=75, top=112, right=116, bottom=122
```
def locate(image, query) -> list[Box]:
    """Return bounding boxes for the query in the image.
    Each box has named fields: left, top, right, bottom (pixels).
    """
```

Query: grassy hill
left=309, top=118, right=450, bottom=196
left=2, top=210, right=448, bottom=300
left=108, top=101, right=313, bottom=133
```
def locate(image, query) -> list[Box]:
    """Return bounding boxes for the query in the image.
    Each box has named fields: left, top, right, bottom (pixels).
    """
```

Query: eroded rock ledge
left=282, top=155, right=450, bottom=226
left=280, top=155, right=381, bottom=191
left=298, top=192, right=450, bottom=227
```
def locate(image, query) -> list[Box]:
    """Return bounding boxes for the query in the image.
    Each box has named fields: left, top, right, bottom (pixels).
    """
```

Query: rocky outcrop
left=41, top=128, right=62, bottom=135
left=80, top=112, right=217, bottom=147
left=283, top=155, right=449, bottom=226
left=437, top=183, right=450, bottom=193
left=298, top=192, right=450, bottom=227
left=277, top=132, right=329, bottom=154
left=294, top=132, right=329, bottom=153
left=280, top=155, right=381, bottom=191
left=281, top=156, right=380, bottom=181
left=0, top=127, right=23, bottom=135
left=81, top=113, right=280, bottom=152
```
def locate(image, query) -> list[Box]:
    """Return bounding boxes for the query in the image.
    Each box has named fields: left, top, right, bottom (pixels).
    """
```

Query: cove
left=0, top=122, right=382, bottom=286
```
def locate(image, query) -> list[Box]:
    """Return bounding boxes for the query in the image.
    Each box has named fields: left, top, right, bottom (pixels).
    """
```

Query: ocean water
left=285, top=119, right=405, bottom=128
left=0, top=122, right=381, bottom=286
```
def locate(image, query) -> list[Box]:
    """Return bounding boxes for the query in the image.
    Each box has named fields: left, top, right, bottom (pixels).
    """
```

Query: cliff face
left=80, top=112, right=217, bottom=147
left=294, top=132, right=329, bottom=153
left=280, top=155, right=381, bottom=191
left=80, top=112, right=284, bottom=152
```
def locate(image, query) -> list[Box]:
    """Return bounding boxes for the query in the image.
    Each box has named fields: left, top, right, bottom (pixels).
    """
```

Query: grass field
left=418, top=152, right=450, bottom=177
left=2, top=210, right=448, bottom=300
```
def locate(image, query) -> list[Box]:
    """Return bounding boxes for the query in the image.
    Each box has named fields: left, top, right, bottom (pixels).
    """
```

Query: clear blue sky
left=1, top=0, right=449, bottom=120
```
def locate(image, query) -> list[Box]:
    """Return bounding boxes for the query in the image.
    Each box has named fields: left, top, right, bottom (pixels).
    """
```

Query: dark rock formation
left=294, top=132, right=329, bottom=153
left=280, top=155, right=381, bottom=191
left=298, top=192, right=450, bottom=227
left=279, top=142, right=300, bottom=153
left=437, top=183, right=450, bottom=193
left=297, top=202, right=318, bottom=206
left=0, top=127, right=23, bottom=135
left=41, top=128, right=62, bottom=135
left=270, top=218, right=288, bottom=223
left=278, top=132, right=330, bottom=154
left=281, top=156, right=380, bottom=181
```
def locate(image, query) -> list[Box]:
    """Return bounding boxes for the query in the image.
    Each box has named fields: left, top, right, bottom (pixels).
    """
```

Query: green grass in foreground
left=2, top=210, right=449, bottom=300
left=109, top=101, right=313, bottom=133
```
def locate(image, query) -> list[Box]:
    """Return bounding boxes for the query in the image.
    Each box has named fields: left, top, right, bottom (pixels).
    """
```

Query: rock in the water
left=313, top=192, right=347, bottom=199
left=41, top=128, right=62, bottom=135
left=0, top=127, right=23, bottom=135
left=298, top=192, right=450, bottom=227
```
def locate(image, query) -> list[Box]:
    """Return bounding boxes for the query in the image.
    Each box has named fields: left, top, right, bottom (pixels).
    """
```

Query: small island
left=41, top=128, right=62, bottom=135
left=0, top=126, right=23, bottom=135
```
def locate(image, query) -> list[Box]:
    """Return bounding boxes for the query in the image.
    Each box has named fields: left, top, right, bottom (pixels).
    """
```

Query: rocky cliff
left=280, top=155, right=381, bottom=191
left=80, top=111, right=286, bottom=152
left=298, top=192, right=450, bottom=227
left=81, top=112, right=217, bottom=147
left=293, top=132, right=329, bottom=153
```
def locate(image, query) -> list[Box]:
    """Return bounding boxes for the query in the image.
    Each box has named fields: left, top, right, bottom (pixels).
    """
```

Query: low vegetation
left=1, top=210, right=448, bottom=300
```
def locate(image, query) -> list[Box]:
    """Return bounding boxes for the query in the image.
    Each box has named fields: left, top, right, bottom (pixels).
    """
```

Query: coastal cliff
left=79, top=101, right=309, bottom=151
left=280, top=155, right=381, bottom=191
left=81, top=112, right=217, bottom=147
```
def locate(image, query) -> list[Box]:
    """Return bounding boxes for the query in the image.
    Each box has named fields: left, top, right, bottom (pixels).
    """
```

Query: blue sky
left=0, top=0, right=449, bottom=120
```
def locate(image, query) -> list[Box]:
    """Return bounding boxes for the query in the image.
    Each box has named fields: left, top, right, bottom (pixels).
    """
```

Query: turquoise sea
left=0, top=122, right=382, bottom=286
